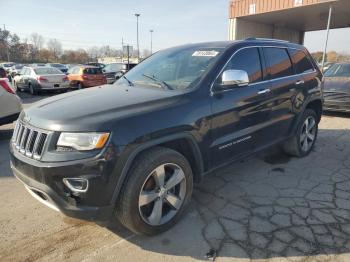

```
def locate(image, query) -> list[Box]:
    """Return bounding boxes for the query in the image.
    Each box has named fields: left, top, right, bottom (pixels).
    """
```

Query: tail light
left=37, top=76, right=48, bottom=82
left=63, top=76, right=69, bottom=82
left=0, top=80, right=15, bottom=94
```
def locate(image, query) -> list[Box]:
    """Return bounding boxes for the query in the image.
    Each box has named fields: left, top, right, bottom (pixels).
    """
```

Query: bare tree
left=29, top=33, right=44, bottom=51
left=47, top=38, right=62, bottom=61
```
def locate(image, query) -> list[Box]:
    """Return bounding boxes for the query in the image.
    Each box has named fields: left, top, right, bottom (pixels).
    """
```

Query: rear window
left=289, top=49, right=314, bottom=74
left=34, top=68, right=62, bottom=75
left=264, top=47, right=293, bottom=79
left=83, top=68, right=103, bottom=74
left=50, top=63, right=65, bottom=68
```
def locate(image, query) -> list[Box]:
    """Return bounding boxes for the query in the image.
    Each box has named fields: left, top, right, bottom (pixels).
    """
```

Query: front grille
left=12, top=121, right=48, bottom=160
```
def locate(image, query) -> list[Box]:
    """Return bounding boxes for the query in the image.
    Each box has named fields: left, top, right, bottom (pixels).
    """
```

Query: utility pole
left=121, top=37, right=124, bottom=62
left=134, top=13, right=140, bottom=62
left=150, top=29, right=154, bottom=55
left=3, top=24, right=10, bottom=62
left=321, top=5, right=333, bottom=73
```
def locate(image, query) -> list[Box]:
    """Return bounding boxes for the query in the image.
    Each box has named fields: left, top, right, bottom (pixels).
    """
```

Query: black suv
left=10, top=39, right=323, bottom=235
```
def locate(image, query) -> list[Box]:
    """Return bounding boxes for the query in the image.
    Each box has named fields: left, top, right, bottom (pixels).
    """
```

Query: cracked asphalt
left=1, top=93, right=350, bottom=262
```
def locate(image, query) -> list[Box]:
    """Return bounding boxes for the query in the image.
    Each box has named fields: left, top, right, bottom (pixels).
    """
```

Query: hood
left=21, top=84, right=183, bottom=131
left=323, top=77, right=350, bottom=93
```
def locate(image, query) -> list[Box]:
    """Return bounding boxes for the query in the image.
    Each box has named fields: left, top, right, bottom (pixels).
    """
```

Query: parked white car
left=13, top=66, right=70, bottom=95
left=0, top=78, right=22, bottom=125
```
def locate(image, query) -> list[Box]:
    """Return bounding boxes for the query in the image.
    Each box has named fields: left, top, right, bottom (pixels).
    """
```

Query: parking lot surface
left=1, top=93, right=350, bottom=262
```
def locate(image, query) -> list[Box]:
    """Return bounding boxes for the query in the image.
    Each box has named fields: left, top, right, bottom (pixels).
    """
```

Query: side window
left=264, top=47, right=293, bottom=79
left=289, top=49, right=314, bottom=74
left=223, top=48, right=262, bottom=83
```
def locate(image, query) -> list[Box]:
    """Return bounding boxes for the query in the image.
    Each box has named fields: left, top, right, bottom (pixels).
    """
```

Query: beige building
left=228, top=0, right=350, bottom=44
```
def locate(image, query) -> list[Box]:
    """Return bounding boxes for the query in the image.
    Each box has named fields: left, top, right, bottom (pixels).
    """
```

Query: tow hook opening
left=63, top=178, right=89, bottom=194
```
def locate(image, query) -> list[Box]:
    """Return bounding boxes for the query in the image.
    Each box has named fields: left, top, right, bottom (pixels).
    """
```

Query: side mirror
left=221, top=70, right=249, bottom=87
left=102, top=69, right=106, bottom=73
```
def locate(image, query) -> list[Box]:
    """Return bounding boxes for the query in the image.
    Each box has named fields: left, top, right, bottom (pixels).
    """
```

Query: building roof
left=230, top=0, right=350, bottom=32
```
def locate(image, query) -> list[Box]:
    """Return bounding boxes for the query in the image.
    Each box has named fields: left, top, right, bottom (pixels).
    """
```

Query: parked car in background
left=67, top=65, right=107, bottom=89
left=323, top=62, right=350, bottom=113
left=85, top=62, right=105, bottom=69
left=46, top=63, right=68, bottom=74
left=0, top=62, right=16, bottom=73
left=9, top=39, right=323, bottom=235
left=13, top=67, right=70, bottom=95
left=103, top=62, right=137, bottom=84
left=9, top=64, right=24, bottom=78
left=0, top=78, right=22, bottom=125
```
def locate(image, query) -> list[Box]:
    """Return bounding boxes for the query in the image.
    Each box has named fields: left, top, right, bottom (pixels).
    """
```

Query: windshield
left=34, top=67, right=63, bottom=75
left=104, top=63, right=124, bottom=72
left=50, top=63, right=65, bottom=68
left=324, top=63, right=350, bottom=77
left=117, top=46, right=223, bottom=90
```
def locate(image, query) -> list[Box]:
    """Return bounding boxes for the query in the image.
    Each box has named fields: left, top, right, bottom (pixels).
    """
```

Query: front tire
left=283, top=109, right=318, bottom=157
left=116, top=147, right=193, bottom=235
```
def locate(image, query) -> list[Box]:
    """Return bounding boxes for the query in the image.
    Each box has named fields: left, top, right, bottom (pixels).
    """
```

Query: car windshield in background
left=15, top=65, right=24, bottom=69
left=105, top=63, right=124, bottom=72
left=50, top=64, right=65, bottom=68
left=324, top=63, right=350, bottom=77
left=118, top=46, right=223, bottom=90
left=34, top=68, right=63, bottom=75
left=83, top=68, right=103, bottom=74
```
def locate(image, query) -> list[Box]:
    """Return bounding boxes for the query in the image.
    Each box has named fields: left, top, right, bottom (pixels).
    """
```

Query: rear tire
left=116, top=147, right=193, bottom=235
left=283, top=109, right=318, bottom=157
left=29, top=83, right=38, bottom=95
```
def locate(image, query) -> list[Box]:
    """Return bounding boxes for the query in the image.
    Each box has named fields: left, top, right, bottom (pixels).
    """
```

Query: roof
left=230, top=0, right=350, bottom=32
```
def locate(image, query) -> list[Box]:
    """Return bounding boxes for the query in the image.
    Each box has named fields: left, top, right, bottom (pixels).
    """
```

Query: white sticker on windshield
left=192, top=50, right=219, bottom=57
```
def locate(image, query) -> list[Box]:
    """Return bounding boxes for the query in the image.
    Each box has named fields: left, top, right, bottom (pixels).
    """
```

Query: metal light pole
left=3, top=24, right=10, bottom=62
left=150, top=30, right=154, bottom=54
left=321, top=5, right=333, bottom=73
left=135, top=13, right=140, bottom=62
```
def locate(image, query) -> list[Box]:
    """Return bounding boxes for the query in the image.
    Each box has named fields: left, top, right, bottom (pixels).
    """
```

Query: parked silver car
left=13, top=67, right=70, bottom=95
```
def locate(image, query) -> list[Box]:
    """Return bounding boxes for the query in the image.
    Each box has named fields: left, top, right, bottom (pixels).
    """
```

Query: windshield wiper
left=122, top=75, right=134, bottom=86
left=142, top=74, right=172, bottom=90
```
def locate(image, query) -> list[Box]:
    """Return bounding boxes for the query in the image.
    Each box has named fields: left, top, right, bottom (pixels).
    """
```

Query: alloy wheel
left=138, top=163, right=186, bottom=226
left=300, top=116, right=316, bottom=152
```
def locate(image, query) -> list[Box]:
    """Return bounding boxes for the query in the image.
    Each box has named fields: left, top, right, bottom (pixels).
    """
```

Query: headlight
left=57, top=132, right=110, bottom=151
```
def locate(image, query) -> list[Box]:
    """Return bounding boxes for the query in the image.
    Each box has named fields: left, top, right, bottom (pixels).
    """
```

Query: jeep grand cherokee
left=10, top=39, right=323, bottom=235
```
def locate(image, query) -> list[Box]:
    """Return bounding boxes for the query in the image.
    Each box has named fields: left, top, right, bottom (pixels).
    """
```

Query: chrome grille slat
left=11, top=122, right=48, bottom=160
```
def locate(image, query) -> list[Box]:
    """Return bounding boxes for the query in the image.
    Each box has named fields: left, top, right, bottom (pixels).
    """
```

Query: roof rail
left=245, top=37, right=290, bottom=43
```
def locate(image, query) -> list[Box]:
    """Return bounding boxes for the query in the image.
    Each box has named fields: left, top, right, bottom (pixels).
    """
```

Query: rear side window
left=264, top=47, right=293, bottom=79
left=83, top=68, right=102, bottom=74
left=289, top=49, right=314, bottom=74
left=224, top=47, right=262, bottom=83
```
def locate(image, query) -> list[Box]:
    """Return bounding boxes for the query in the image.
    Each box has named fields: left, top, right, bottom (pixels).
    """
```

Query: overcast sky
left=1, top=0, right=349, bottom=53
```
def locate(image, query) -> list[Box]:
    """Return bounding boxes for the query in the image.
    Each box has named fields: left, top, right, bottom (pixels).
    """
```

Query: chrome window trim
left=210, top=45, right=316, bottom=95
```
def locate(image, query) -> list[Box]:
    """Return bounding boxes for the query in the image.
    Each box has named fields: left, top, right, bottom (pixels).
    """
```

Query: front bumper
left=9, top=145, right=119, bottom=221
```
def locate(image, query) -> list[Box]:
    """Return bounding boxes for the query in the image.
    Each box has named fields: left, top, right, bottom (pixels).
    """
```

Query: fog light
left=63, top=178, right=89, bottom=193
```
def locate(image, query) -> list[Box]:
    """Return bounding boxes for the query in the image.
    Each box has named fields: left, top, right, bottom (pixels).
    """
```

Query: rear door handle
left=295, top=80, right=305, bottom=85
left=257, top=88, right=271, bottom=95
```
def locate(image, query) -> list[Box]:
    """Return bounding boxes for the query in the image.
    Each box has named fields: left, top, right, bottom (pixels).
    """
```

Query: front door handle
left=257, top=88, right=271, bottom=95
left=295, top=80, right=305, bottom=85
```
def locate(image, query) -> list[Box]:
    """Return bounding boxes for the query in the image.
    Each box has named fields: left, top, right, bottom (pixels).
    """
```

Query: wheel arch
left=305, top=99, right=323, bottom=123
left=111, top=133, right=204, bottom=204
